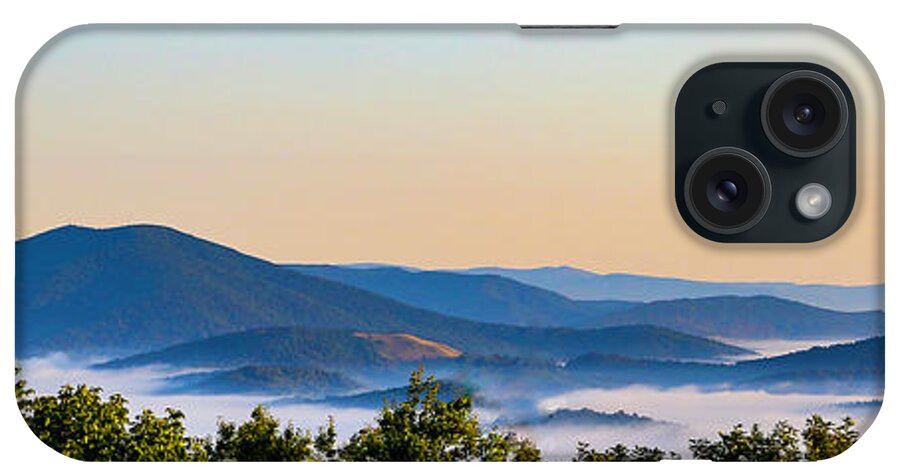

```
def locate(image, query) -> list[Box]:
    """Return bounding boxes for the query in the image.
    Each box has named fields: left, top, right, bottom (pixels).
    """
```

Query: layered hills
left=16, top=225, right=747, bottom=361
left=290, top=265, right=883, bottom=339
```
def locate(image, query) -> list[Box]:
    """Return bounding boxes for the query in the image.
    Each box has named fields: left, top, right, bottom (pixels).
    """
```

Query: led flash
left=795, top=183, right=832, bottom=220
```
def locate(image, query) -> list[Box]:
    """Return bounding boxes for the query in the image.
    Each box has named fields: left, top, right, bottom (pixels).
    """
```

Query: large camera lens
left=761, top=70, right=849, bottom=158
left=684, top=147, right=771, bottom=235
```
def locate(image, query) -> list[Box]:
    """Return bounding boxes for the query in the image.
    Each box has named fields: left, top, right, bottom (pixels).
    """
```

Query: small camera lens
left=715, top=180, right=739, bottom=203
left=793, top=104, right=815, bottom=124
left=705, top=173, right=748, bottom=213
left=684, top=147, right=771, bottom=235
left=761, top=70, right=849, bottom=158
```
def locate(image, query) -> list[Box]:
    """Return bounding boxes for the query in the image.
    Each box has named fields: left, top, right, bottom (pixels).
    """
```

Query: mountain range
left=16, top=224, right=748, bottom=361
left=564, top=337, right=884, bottom=395
left=14, top=223, right=883, bottom=439
left=457, top=266, right=884, bottom=312
left=595, top=296, right=882, bottom=340
left=145, top=336, right=885, bottom=400
left=289, top=264, right=634, bottom=328
left=97, top=323, right=747, bottom=371
left=16, top=224, right=883, bottom=398
left=289, top=265, right=883, bottom=339
left=160, top=365, right=360, bottom=397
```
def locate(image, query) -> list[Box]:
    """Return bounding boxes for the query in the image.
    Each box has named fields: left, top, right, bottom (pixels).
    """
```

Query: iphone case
left=14, top=24, right=884, bottom=461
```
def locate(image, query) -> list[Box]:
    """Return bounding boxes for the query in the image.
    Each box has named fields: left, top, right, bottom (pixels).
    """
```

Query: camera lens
left=793, top=104, right=815, bottom=124
left=684, top=147, right=771, bottom=235
left=716, top=180, right=739, bottom=203
left=708, top=174, right=747, bottom=212
left=761, top=70, right=849, bottom=158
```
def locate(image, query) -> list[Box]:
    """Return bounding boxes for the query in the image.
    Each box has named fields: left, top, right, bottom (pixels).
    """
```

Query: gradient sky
left=17, top=25, right=884, bottom=284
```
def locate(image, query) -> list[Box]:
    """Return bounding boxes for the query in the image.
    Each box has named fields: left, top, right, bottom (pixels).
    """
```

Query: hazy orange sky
left=17, top=25, right=884, bottom=284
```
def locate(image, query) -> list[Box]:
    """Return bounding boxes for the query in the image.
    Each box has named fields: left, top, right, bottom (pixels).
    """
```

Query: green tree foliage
left=574, top=442, right=679, bottom=461
left=15, top=367, right=862, bottom=462
left=23, top=384, right=132, bottom=460
left=15, top=367, right=33, bottom=409
left=802, top=415, right=859, bottom=461
left=127, top=408, right=208, bottom=461
left=206, top=405, right=316, bottom=461
left=16, top=371, right=204, bottom=461
left=508, top=435, right=542, bottom=461
left=689, top=421, right=801, bottom=461
left=339, top=368, right=540, bottom=461
left=314, top=417, right=339, bottom=461
left=690, top=416, right=858, bottom=461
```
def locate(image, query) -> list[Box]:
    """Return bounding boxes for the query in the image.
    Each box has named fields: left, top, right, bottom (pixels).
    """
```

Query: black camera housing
left=675, top=63, right=856, bottom=243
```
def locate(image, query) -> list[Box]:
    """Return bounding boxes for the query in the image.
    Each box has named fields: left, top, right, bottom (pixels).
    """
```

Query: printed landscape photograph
left=15, top=26, right=884, bottom=461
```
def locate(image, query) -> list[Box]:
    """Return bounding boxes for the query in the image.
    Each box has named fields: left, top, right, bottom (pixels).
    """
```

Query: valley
left=15, top=224, right=885, bottom=459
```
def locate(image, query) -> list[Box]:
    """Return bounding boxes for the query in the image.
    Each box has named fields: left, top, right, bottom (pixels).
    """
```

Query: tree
left=507, top=435, right=542, bottom=462
left=15, top=367, right=33, bottom=409
left=207, top=405, right=315, bottom=461
left=689, top=421, right=801, bottom=461
left=474, top=429, right=542, bottom=462
left=574, top=442, right=678, bottom=461
left=689, top=416, right=857, bottom=461
left=803, top=415, right=858, bottom=461
left=16, top=366, right=862, bottom=462
left=234, top=406, right=309, bottom=461
left=16, top=371, right=203, bottom=461
left=23, top=384, right=132, bottom=460
left=339, top=368, right=540, bottom=461
left=206, top=418, right=237, bottom=460
left=205, top=405, right=337, bottom=461
left=314, top=417, right=339, bottom=461
left=127, top=408, right=206, bottom=461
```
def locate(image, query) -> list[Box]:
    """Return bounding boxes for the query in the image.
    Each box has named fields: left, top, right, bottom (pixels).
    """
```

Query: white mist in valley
left=717, top=337, right=862, bottom=360
left=18, top=353, right=881, bottom=460
left=18, top=354, right=377, bottom=438
left=528, top=385, right=880, bottom=459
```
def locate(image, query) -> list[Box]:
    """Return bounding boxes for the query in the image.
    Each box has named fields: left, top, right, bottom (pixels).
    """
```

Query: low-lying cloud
left=530, top=385, right=880, bottom=459
left=18, top=354, right=376, bottom=438
left=18, top=353, right=882, bottom=460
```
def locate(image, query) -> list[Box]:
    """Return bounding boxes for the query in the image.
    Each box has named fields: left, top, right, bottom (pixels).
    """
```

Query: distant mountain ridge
left=97, top=326, right=401, bottom=370
left=18, top=224, right=748, bottom=362
left=288, top=265, right=882, bottom=340
left=499, top=409, right=663, bottom=428
left=564, top=337, right=884, bottom=394
left=160, top=365, right=360, bottom=397
left=98, top=323, right=749, bottom=371
left=138, top=337, right=884, bottom=401
left=289, top=264, right=634, bottom=328
left=596, top=296, right=883, bottom=340
left=117, top=336, right=881, bottom=398
left=457, top=266, right=884, bottom=312
left=275, top=380, right=476, bottom=408
left=734, top=336, right=885, bottom=378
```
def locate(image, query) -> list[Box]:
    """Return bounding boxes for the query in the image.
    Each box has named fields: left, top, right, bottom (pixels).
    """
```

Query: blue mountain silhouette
left=458, top=266, right=883, bottom=312
left=15, top=224, right=748, bottom=361
left=289, top=265, right=883, bottom=339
